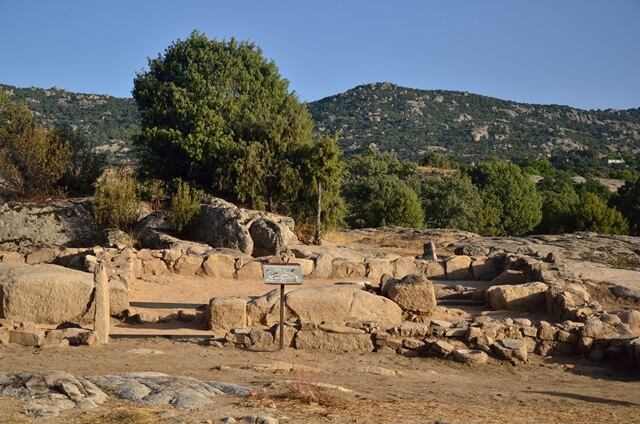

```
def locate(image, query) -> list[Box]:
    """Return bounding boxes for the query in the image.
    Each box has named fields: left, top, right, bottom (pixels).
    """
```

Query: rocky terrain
left=1, top=197, right=639, bottom=422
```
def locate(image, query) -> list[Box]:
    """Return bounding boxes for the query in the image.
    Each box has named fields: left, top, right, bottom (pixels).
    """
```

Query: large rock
left=207, top=297, right=247, bottom=331
left=0, top=263, right=127, bottom=324
left=202, top=253, right=236, bottom=278
left=285, top=285, right=402, bottom=324
left=386, top=274, right=437, bottom=314
left=486, top=282, right=548, bottom=311
left=190, top=197, right=297, bottom=257
left=294, top=330, right=373, bottom=352
left=0, top=199, right=99, bottom=250
left=445, top=255, right=473, bottom=280
left=332, top=259, right=366, bottom=279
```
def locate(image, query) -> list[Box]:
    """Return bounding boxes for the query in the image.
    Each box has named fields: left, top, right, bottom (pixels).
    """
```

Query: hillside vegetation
left=3, top=81, right=640, bottom=172
left=0, top=83, right=138, bottom=164
left=309, top=82, right=640, bottom=168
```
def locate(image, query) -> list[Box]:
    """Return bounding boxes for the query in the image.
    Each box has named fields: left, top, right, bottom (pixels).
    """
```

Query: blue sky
left=0, top=0, right=638, bottom=109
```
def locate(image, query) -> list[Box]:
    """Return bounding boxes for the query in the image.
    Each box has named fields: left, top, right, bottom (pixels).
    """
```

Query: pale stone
left=470, top=257, right=499, bottom=280
left=294, top=330, right=373, bottom=352
left=142, top=259, right=167, bottom=276
left=393, top=256, right=419, bottom=278
left=494, top=269, right=527, bottom=284
left=207, top=297, right=247, bottom=331
left=313, top=253, right=334, bottom=278
left=235, top=261, right=263, bottom=280
left=0, top=251, right=24, bottom=263
left=93, top=263, right=110, bottom=345
left=386, top=274, right=437, bottom=314
left=332, top=259, right=366, bottom=279
left=286, top=285, right=402, bottom=324
left=453, top=349, right=489, bottom=365
left=445, top=255, right=473, bottom=280
left=365, top=258, right=394, bottom=284
left=486, top=282, right=548, bottom=311
left=173, top=255, right=203, bottom=276
left=202, top=253, right=236, bottom=279
left=416, top=259, right=446, bottom=279
left=25, top=248, right=59, bottom=265
left=289, top=258, right=314, bottom=276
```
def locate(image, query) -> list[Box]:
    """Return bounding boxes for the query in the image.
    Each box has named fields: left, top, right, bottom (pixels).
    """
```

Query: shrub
left=139, top=178, right=168, bottom=211
left=55, top=124, right=105, bottom=195
left=94, top=171, right=140, bottom=230
left=169, top=179, right=202, bottom=233
left=0, top=93, right=70, bottom=197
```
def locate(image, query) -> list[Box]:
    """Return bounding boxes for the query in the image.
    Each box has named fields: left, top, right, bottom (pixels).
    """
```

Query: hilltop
left=309, top=82, right=640, bottom=164
left=3, top=82, right=640, bottom=168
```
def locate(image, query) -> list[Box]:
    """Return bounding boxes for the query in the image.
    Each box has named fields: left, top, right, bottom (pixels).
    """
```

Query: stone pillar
left=93, top=262, right=110, bottom=344
left=422, top=241, right=437, bottom=261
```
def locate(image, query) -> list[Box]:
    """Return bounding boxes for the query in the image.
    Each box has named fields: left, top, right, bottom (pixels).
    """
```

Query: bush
left=94, top=171, right=140, bottom=230
left=0, top=93, right=70, bottom=197
left=169, top=179, right=202, bottom=233
left=139, top=178, right=168, bottom=211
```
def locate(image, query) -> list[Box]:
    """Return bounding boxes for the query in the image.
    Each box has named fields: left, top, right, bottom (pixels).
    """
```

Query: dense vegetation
left=0, top=92, right=103, bottom=197
left=0, top=83, right=138, bottom=165
left=132, top=31, right=344, bottom=231
left=2, top=33, right=639, bottom=238
left=4, top=81, right=640, bottom=176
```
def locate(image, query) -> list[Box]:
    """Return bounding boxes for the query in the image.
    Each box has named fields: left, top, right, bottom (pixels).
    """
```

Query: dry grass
left=85, top=408, right=158, bottom=424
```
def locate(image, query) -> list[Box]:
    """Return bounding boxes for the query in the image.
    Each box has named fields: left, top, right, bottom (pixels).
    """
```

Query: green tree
left=535, top=172, right=580, bottom=234
left=469, top=160, right=542, bottom=236
left=420, top=152, right=458, bottom=170
left=613, top=177, right=640, bottom=235
left=132, top=31, right=318, bottom=215
left=575, top=178, right=613, bottom=201
left=343, top=149, right=423, bottom=228
left=420, top=175, right=485, bottom=233
left=54, top=124, right=106, bottom=195
left=0, top=93, right=70, bottom=197
left=519, top=157, right=555, bottom=178
left=575, top=192, right=628, bottom=235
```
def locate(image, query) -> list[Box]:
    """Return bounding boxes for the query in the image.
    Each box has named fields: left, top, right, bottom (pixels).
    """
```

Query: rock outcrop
left=386, top=274, right=437, bottom=314
left=0, top=263, right=127, bottom=324
left=0, top=199, right=99, bottom=250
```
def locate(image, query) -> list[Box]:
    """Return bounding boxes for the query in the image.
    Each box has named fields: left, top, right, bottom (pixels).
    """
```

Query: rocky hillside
left=0, top=83, right=139, bottom=164
left=3, top=82, right=640, bottom=166
left=309, top=82, right=640, bottom=163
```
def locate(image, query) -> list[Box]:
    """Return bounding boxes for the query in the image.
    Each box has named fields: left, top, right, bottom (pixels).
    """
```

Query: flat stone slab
left=0, top=371, right=256, bottom=418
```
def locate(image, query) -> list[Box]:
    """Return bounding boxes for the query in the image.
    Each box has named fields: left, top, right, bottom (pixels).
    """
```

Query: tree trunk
left=314, top=181, right=322, bottom=245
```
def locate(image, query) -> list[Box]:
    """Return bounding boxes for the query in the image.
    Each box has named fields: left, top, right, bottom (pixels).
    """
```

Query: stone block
left=207, top=297, right=248, bottom=331
left=202, top=253, right=236, bottom=279
left=445, top=255, right=473, bottom=280
left=294, top=330, right=373, bottom=352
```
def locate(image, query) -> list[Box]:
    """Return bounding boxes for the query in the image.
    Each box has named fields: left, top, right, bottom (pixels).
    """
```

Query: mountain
left=3, top=82, right=640, bottom=168
left=308, top=83, right=640, bottom=165
left=0, top=84, right=139, bottom=164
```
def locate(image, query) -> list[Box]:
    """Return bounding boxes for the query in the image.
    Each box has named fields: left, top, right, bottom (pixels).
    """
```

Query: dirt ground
left=1, top=339, right=639, bottom=424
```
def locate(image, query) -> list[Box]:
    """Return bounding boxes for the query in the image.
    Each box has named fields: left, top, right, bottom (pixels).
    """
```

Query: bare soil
left=1, top=339, right=639, bottom=423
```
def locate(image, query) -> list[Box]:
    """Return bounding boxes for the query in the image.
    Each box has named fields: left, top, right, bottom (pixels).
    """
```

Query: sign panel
left=262, top=263, right=303, bottom=285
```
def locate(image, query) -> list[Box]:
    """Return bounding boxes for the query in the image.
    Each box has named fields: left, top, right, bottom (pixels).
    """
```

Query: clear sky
left=0, top=0, right=638, bottom=110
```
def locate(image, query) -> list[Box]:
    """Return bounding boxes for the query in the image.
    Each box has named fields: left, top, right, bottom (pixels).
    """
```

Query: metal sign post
left=262, top=262, right=303, bottom=350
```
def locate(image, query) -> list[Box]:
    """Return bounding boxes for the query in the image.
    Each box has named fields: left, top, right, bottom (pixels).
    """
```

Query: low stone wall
left=219, top=311, right=640, bottom=369
left=0, top=321, right=98, bottom=347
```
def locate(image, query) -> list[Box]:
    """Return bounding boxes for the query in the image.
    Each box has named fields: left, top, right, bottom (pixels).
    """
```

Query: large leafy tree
left=469, top=160, right=542, bottom=236
left=132, top=32, right=334, bottom=220
left=575, top=192, right=628, bottom=235
left=343, top=149, right=424, bottom=228
left=420, top=175, right=486, bottom=233
left=612, top=177, right=640, bottom=235
left=535, top=172, right=580, bottom=234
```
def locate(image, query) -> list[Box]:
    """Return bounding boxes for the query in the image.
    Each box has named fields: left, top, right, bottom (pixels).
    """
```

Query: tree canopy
left=469, top=160, right=542, bottom=236
left=132, top=31, right=343, bottom=228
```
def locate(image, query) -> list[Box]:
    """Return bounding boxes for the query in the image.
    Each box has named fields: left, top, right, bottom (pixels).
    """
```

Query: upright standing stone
left=93, top=262, right=110, bottom=344
left=422, top=241, right=437, bottom=261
